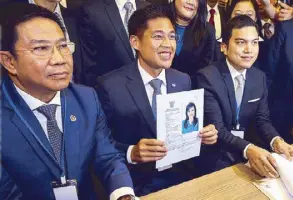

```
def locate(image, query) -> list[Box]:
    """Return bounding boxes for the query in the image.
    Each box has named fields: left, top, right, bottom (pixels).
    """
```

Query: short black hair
left=0, top=3, right=65, bottom=56
left=222, top=15, right=258, bottom=45
left=128, top=4, right=173, bottom=37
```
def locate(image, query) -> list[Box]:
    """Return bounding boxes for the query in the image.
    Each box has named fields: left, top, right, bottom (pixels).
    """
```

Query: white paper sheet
left=156, top=89, right=204, bottom=169
left=252, top=153, right=293, bottom=200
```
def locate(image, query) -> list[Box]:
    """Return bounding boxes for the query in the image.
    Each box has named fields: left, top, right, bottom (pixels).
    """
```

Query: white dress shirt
left=14, top=85, right=135, bottom=200
left=207, top=3, right=222, bottom=40
left=28, top=0, right=70, bottom=41
left=116, top=0, right=137, bottom=25
left=226, top=59, right=279, bottom=159
left=126, top=60, right=167, bottom=164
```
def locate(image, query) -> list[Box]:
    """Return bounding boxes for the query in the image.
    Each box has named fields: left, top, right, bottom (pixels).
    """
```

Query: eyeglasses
left=151, top=33, right=180, bottom=43
left=15, top=42, right=75, bottom=58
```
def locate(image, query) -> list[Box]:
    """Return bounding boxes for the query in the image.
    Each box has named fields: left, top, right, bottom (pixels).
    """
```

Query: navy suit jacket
left=79, top=0, right=149, bottom=87
left=195, top=61, right=279, bottom=170
left=96, top=62, right=192, bottom=195
left=0, top=78, right=133, bottom=200
left=263, top=19, right=293, bottom=143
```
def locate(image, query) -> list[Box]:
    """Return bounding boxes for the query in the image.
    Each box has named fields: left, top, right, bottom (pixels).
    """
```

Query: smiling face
left=131, top=17, right=176, bottom=74
left=175, top=0, right=198, bottom=24
left=222, top=26, right=259, bottom=71
left=187, top=106, right=195, bottom=119
left=2, top=17, right=73, bottom=99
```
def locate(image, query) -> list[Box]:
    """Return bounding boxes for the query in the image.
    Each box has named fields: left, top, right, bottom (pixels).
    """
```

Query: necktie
left=149, top=79, right=162, bottom=119
left=209, top=9, right=216, bottom=27
left=263, top=22, right=273, bottom=40
left=235, top=74, right=245, bottom=108
left=54, top=12, right=69, bottom=41
left=37, top=104, right=63, bottom=164
left=124, top=1, right=134, bottom=35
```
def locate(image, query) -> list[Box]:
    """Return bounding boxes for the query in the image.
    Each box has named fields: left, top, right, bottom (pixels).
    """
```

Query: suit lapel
left=238, top=69, right=254, bottom=122
left=104, top=0, right=133, bottom=58
left=2, top=78, right=61, bottom=179
left=219, top=62, right=237, bottom=124
left=125, top=63, right=156, bottom=136
left=60, top=87, right=80, bottom=178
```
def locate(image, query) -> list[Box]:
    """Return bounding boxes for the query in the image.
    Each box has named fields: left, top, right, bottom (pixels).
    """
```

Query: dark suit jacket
left=96, top=62, right=192, bottom=195
left=194, top=61, right=279, bottom=171
left=172, top=23, right=216, bottom=87
left=0, top=1, right=84, bottom=84
left=263, top=19, right=293, bottom=143
left=79, top=0, right=149, bottom=87
left=0, top=78, right=133, bottom=200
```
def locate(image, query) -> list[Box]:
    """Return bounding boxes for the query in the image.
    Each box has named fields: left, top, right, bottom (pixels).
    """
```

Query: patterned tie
left=149, top=79, right=163, bottom=119
left=124, top=1, right=134, bottom=35
left=37, top=104, right=63, bottom=164
left=54, top=12, right=69, bottom=41
left=235, top=74, right=245, bottom=108
left=209, top=9, right=216, bottom=27
left=263, top=22, right=273, bottom=40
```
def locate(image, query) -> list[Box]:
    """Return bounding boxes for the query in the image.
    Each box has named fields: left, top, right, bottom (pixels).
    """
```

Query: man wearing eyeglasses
left=96, top=4, right=218, bottom=196
left=0, top=4, right=135, bottom=200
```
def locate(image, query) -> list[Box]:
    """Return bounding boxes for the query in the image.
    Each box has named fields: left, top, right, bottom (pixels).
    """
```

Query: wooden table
left=140, top=164, right=269, bottom=200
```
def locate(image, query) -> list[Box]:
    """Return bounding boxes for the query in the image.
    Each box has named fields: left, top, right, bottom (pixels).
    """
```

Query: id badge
left=231, top=130, right=244, bottom=139
left=52, top=179, right=79, bottom=200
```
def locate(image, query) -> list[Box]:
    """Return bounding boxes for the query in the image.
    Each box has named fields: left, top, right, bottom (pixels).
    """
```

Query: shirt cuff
left=243, top=143, right=253, bottom=159
left=127, top=145, right=137, bottom=164
left=270, top=136, right=282, bottom=151
left=110, top=187, right=135, bottom=200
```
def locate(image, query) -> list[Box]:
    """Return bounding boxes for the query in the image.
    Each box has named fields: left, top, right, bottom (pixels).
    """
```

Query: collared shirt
left=207, top=3, right=222, bottom=40
left=14, top=84, right=63, bottom=138
left=261, top=19, right=275, bottom=37
left=126, top=60, right=167, bottom=164
left=28, top=0, right=70, bottom=41
left=226, top=59, right=247, bottom=92
left=226, top=59, right=279, bottom=159
left=116, top=0, right=137, bottom=25
left=14, top=85, right=135, bottom=200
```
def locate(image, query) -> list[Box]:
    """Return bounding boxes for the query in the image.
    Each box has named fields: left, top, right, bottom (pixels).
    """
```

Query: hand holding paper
left=199, top=124, right=218, bottom=145
left=246, top=145, right=279, bottom=178
left=272, top=138, right=293, bottom=161
left=131, top=139, right=167, bottom=163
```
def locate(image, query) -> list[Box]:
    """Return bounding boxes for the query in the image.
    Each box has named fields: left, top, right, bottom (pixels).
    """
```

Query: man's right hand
left=246, top=145, right=279, bottom=178
left=131, top=139, right=167, bottom=163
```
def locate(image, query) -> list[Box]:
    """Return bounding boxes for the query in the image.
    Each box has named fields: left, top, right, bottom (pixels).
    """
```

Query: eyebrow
left=29, top=38, right=67, bottom=44
left=235, top=37, right=259, bottom=41
left=152, top=30, right=175, bottom=34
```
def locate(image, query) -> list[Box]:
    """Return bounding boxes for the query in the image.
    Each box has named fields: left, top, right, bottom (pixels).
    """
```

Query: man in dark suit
left=79, top=0, right=149, bottom=87
left=3, top=0, right=84, bottom=84
left=264, top=19, right=293, bottom=144
left=195, top=15, right=293, bottom=178
left=0, top=5, right=134, bottom=200
left=97, top=5, right=218, bottom=196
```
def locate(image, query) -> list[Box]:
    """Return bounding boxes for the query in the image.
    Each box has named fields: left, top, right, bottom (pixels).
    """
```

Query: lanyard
left=2, top=81, right=67, bottom=183
left=235, top=100, right=241, bottom=130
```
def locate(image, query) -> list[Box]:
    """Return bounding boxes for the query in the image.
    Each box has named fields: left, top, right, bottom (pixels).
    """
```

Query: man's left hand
left=199, top=124, right=218, bottom=145
left=272, top=137, right=293, bottom=160
left=277, top=2, right=293, bottom=21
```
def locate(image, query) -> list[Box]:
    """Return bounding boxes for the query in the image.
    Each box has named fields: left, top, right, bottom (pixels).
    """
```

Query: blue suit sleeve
left=0, top=165, right=22, bottom=200
left=91, top=88, right=133, bottom=194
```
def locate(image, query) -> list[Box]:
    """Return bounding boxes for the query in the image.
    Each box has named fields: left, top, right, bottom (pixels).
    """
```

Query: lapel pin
left=70, top=115, right=77, bottom=122
left=171, top=83, right=176, bottom=88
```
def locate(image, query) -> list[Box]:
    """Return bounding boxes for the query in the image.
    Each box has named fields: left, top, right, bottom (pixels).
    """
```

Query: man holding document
left=195, top=15, right=293, bottom=178
left=97, top=4, right=218, bottom=196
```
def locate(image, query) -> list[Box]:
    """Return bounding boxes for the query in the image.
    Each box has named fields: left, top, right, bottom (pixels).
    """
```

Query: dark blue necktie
left=149, top=79, right=162, bottom=119
left=37, top=104, right=63, bottom=164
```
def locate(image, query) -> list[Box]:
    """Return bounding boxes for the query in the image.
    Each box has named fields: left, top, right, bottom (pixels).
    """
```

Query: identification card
left=53, top=180, right=79, bottom=200
left=231, top=130, right=244, bottom=139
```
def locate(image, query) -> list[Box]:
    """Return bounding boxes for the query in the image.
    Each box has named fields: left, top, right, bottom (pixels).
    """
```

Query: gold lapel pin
left=70, top=115, right=77, bottom=122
